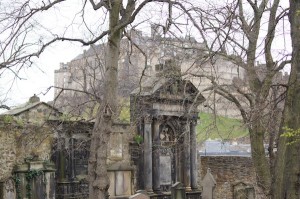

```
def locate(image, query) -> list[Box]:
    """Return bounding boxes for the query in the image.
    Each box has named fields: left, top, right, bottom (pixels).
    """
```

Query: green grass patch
left=119, top=98, right=130, bottom=123
left=197, top=112, right=248, bottom=142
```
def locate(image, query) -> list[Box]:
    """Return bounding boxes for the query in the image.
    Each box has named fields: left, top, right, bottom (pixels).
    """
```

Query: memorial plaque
left=160, top=156, right=171, bottom=185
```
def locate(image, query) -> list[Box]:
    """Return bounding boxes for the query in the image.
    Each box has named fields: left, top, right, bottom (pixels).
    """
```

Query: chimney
left=29, top=94, right=40, bottom=103
left=155, top=59, right=181, bottom=78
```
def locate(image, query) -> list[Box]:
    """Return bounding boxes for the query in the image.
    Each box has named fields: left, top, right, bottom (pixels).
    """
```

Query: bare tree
left=1, top=1, right=199, bottom=198
left=181, top=0, right=290, bottom=196
left=272, top=1, right=300, bottom=198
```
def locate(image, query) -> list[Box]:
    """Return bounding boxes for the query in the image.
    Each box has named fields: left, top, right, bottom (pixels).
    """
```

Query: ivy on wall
left=14, top=169, right=46, bottom=199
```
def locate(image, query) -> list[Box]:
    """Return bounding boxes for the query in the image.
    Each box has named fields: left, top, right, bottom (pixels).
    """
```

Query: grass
left=197, top=112, right=248, bottom=142
left=116, top=101, right=249, bottom=142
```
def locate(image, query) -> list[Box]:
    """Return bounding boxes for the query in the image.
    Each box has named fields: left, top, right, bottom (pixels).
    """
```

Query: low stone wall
left=200, top=156, right=259, bottom=199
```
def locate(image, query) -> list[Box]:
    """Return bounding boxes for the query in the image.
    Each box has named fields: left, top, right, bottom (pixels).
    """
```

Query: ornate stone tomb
left=130, top=60, right=205, bottom=194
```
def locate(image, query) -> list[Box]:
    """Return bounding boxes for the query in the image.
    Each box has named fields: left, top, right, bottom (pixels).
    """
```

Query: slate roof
left=1, top=101, right=62, bottom=116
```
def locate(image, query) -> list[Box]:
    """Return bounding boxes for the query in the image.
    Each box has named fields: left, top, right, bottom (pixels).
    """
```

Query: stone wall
left=0, top=128, right=17, bottom=181
left=14, top=103, right=61, bottom=124
left=200, top=156, right=262, bottom=199
left=0, top=123, right=53, bottom=182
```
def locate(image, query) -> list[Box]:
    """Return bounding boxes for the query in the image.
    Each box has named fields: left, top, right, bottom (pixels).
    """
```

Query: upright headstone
left=14, top=160, right=56, bottom=199
left=202, top=168, right=216, bottom=199
left=0, top=178, right=15, bottom=199
left=171, top=182, right=186, bottom=199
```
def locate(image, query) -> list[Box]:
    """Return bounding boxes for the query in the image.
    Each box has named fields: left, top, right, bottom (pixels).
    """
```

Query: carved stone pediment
left=155, top=79, right=199, bottom=101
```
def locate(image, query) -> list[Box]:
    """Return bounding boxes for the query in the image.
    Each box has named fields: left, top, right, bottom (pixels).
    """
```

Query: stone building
left=0, top=96, right=134, bottom=199
left=0, top=95, right=61, bottom=199
left=49, top=120, right=133, bottom=198
left=54, top=28, right=245, bottom=118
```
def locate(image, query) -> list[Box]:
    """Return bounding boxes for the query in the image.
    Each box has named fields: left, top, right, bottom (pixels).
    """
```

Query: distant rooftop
left=0, top=95, right=61, bottom=116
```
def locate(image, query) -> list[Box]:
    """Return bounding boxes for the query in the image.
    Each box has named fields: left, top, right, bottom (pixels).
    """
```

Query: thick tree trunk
left=250, top=130, right=271, bottom=190
left=88, top=1, right=122, bottom=199
left=279, top=1, right=300, bottom=198
left=272, top=1, right=300, bottom=198
left=249, top=112, right=271, bottom=194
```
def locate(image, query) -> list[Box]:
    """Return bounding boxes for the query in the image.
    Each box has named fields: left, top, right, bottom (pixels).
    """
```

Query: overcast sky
left=0, top=0, right=291, bottom=110
left=0, top=0, right=191, bottom=108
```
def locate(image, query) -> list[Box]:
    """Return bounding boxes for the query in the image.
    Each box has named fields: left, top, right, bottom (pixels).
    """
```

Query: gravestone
left=14, top=160, right=56, bottom=199
left=171, top=182, right=186, bottom=199
left=233, top=182, right=255, bottom=199
left=0, top=178, right=15, bottom=199
left=202, top=168, right=216, bottom=199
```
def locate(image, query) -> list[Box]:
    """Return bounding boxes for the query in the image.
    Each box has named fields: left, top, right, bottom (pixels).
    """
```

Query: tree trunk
left=272, top=1, right=300, bottom=198
left=282, top=0, right=300, bottom=197
left=249, top=111, right=271, bottom=194
left=250, top=130, right=271, bottom=190
left=88, top=1, right=122, bottom=199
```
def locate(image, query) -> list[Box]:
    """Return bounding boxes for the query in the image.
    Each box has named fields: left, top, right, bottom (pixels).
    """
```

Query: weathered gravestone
left=14, top=160, right=56, bottom=199
left=233, top=182, right=255, bottom=199
left=202, top=168, right=216, bottom=199
left=0, top=178, right=15, bottom=199
left=171, top=182, right=186, bottom=199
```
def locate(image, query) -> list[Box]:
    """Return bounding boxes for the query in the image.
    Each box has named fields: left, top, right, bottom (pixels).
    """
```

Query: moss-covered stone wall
left=0, top=122, right=53, bottom=181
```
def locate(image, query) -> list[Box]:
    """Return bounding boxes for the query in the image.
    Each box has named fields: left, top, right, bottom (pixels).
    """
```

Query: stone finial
left=29, top=94, right=40, bottom=103
left=144, top=114, right=153, bottom=124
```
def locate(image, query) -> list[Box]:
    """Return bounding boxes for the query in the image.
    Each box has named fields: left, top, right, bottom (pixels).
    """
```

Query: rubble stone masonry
left=200, top=156, right=263, bottom=199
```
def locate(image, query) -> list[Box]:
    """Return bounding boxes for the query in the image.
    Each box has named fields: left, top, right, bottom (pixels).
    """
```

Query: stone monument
left=130, top=60, right=205, bottom=196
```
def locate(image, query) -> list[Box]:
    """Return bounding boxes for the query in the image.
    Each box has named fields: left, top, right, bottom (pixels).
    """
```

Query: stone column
left=190, top=120, right=198, bottom=190
left=144, top=115, right=153, bottom=193
left=183, top=121, right=191, bottom=191
left=70, top=138, right=76, bottom=180
left=152, top=117, right=161, bottom=192
left=57, top=138, right=66, bottom=181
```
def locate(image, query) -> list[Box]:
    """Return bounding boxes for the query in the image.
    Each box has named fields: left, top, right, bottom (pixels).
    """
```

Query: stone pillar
left=14, top=160, right=56, bottom=199
left=190, top=120, right=198, bottom=190
left=152, top=117, right=161, bottom=192
left=176, top=133, right=184, bottom=183
left=70, top=138, right=76, bottom=180
left=58, top=150, right=66, bottom=181
left=144, top=115, right=153, bottom=193
left=184, top=121, right=191, bottom=191
left=57, top=138, right=66, bottom=182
